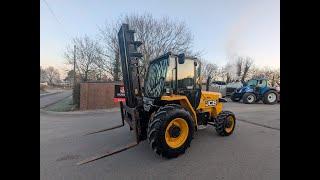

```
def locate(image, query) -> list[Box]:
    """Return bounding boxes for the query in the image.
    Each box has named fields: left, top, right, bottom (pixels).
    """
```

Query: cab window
left=164, top=57, right=176, bottom=90
left=177, top=59, right=195, bottom=90
left=257, top=80, right=267, bottom=87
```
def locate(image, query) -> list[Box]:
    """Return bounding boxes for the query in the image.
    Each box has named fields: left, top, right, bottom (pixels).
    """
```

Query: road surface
left=40, top=102, right=279, bottom=180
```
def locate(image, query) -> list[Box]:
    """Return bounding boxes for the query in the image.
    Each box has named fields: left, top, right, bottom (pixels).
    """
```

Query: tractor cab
left=245, top=78, right=267, bottom=87
left=143, top=52, right=202, bottom=109
left=244, top=78, right=269, bottom=94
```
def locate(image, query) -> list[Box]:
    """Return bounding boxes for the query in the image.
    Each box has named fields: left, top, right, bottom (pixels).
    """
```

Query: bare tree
left=222, top=63, right=234, bottom=83
left=232, top=55, right=253, bottom=82
left=203, top=62, right=218, bottom=81
left=236, top=57, right=243, bottom=78
left=272, top=68, right=280, bottom=86
left=65, top=36, right=104, bottom=82
left=40, top=66, right=47, bottom=82
left=45, top=66, right=60, bottom=85
left=98, top=20, right=122, bottom=81
left=99, top=13, right=199, bottom=80
left=241, top=56, right=253, bottom=82
left=246, top=65, right=259, bottom=80
left=197, top=59, right=217, bottom=82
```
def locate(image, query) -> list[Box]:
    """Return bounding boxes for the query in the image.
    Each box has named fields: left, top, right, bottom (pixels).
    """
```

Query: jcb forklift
left=77, top=24, right=236, bottom=165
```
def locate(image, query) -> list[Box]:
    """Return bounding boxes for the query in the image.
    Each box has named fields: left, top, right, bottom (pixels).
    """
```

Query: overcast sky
left=40, top=0, right=280, bottom=77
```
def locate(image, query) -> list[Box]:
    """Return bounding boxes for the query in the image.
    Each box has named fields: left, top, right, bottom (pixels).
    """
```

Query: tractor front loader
left=77, top=24, right=236, bottom=165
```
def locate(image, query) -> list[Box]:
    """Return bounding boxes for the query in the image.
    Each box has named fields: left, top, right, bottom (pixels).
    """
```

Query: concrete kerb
left=40, top=91, right=62, bottom=98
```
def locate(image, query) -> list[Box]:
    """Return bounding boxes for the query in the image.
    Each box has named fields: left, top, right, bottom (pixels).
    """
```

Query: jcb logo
left=206, top=100, right=216, bottom=106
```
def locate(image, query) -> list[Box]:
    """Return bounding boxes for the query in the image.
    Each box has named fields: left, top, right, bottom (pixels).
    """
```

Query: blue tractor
left=231, top=78, right=279, bottom=104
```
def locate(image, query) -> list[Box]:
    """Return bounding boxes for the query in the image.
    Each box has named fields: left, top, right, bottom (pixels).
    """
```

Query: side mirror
left=178, top=53, right=185, bottom=64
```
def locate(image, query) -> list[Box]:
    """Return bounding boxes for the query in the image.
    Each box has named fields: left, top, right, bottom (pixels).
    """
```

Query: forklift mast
left=117, top=24, right=143, bottom=108
left=76, top=24, right=145, bottom=165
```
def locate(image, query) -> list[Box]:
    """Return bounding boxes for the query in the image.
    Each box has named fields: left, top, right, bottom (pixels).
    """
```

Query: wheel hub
left=268, top=93, right=276, bottom=102
left=165, top=118, right=189, bottom=149
left=247, top=95, right=254, bottom=102
left=226, top=119, right=232, bottom=128
left=224, top=116, right=235, bottom=133
left=169, top=125, right=181, bottom=138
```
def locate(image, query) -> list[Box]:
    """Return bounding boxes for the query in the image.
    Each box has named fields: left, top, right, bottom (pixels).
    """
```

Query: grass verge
left=43, top=96, right=76, bottom=112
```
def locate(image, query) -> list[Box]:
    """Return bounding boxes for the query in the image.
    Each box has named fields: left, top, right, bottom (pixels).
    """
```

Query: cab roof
left=149, top=51, right=198, bottom=63
left=250, top=78, right=268, bottom=81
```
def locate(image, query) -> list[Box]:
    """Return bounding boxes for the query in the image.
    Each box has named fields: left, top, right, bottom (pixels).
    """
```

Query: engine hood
left=236, top=86, right=253, bottom=93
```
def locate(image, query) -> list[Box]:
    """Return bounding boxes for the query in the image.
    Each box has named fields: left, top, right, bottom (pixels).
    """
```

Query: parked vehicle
left=209, top=81, right=227, bottom=97
left=231, top=78, right=279, bottom=104
left=226, top=81, right=243, bottom=96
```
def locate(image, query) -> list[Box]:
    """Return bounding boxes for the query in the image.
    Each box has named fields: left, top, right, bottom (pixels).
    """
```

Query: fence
left=79, top=81, right=122, bottom=110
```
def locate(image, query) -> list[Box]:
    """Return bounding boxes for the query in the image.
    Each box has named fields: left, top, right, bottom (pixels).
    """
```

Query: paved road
left=40, top=102, right=279, bottom=180
left=40, top=90, right=72, bottom=108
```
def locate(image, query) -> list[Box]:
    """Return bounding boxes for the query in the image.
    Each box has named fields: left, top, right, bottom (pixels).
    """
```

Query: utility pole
left=73, top=45, right=76, bottom=87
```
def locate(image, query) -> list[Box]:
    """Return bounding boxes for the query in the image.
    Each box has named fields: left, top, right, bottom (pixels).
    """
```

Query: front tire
left=243, top=93, right=256, bottom=104
left=215, top=111, right=236, bottom=136
left=147, top=104, right=194, bottom=158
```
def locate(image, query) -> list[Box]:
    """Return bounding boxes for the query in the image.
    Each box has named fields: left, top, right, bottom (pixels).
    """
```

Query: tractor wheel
left=263, top=90, right=279, bottom=104
left=147, top=104, right=194, bottom=158
left=243, top=93, right=256, bottom=104
left=215, top=111, right=236, bottom=136
left=231, top=93, right=240, bottom=102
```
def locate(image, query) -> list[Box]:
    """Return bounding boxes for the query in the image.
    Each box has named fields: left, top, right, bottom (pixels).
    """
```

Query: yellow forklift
left=77, top=24, right=236, bottom=165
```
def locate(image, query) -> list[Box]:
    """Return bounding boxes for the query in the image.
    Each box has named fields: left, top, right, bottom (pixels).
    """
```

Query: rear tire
left=215, top=111, right=236, bottom=136
left=243, top=93, right=256, bottom=104
left=263, top=90, right=278, bottom=104
left=147, top=104, right=194, bottom=158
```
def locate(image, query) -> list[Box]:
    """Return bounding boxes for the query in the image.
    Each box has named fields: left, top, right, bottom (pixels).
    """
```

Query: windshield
left=247, top=79, right=258, bottom=86
left=144, top=58, right=169, bottom=97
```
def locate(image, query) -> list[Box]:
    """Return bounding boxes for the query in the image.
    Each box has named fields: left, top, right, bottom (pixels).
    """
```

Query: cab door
left=255, top=79, right=267, bottom=95
left=176, top=58, right=200, bottom=108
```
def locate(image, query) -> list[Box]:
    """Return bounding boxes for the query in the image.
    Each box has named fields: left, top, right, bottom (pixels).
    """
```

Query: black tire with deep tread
left=147, top=104, right=194, bottom=158
left=242, top=92, right=256, bottom=104
left=262, top=90, right=279, bottom=104
left=215, top=111, right=236, bottom=136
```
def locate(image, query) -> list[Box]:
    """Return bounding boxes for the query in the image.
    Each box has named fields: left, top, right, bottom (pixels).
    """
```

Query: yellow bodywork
left=161, top=95, right=198, bottom=125
left=197, top=91, right=223, bottom=117
left=161, top=91, right=223, bottom=127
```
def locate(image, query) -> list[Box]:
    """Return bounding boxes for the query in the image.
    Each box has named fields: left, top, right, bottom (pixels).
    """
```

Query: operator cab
left=245, top=78, right=268, bottom=87
left=243, top=78, right=269, bottom=94
left=143, top=52, right=201, bottom=108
